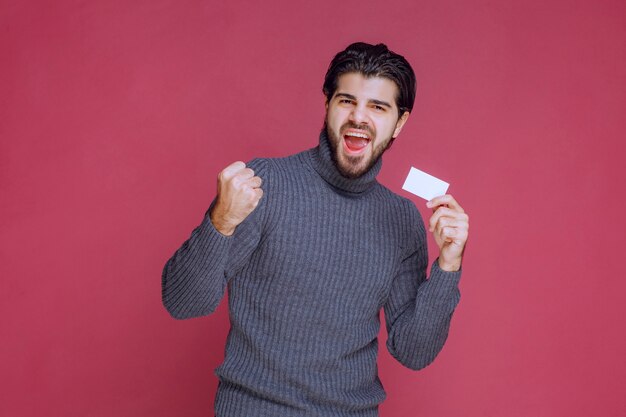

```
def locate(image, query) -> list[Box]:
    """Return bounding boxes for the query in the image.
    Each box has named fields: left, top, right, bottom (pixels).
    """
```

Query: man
left=162, top=42, right=469, bottom=417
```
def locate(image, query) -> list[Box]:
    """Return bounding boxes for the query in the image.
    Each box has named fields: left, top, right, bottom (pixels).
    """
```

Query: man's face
left=325, top=72, right=410, bottom=179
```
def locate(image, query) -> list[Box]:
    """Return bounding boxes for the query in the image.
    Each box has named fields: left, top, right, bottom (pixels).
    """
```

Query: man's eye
left=340, top=99, right=354, bottom=104
left=373, top=105, right=385, bottom=111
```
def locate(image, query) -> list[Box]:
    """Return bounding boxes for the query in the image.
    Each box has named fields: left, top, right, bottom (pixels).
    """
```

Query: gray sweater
left=162, top=130, right=462, bottom=416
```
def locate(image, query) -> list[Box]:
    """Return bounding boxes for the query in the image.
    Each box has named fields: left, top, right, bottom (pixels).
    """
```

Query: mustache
left=340, top=122, right=374, bottom=137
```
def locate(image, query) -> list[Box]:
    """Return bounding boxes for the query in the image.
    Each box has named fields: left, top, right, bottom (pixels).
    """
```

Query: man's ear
left=392, top=111, right=410, bottom=138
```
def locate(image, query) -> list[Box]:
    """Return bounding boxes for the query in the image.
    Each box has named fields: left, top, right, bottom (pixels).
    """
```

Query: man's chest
left=246, top=188, right=405, bottom=318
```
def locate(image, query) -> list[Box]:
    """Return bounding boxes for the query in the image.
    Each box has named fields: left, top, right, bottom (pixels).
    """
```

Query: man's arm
left=161, top=158, right=269, bottom=320
left=383, top=202, right=463, bottom=370
left=384, top=194, right=469, bottom=369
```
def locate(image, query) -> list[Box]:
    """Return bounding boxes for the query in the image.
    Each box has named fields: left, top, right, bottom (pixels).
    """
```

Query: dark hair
left=322, top=42, right=416, bottom=116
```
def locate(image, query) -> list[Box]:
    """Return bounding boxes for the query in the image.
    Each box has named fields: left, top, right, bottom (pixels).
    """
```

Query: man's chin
left=336, top=156, right=369, bottom=179
left=325, top=125, right=376, bottom=178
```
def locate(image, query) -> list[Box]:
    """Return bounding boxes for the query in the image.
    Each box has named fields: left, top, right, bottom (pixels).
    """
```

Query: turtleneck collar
left=308, top=128, right=382, bottom=194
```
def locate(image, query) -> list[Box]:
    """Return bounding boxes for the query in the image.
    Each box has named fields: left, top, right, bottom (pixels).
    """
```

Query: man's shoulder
left=247, top=148, right=312, bottom=175
left=374, top=182, right=422, bottom=218
left=370, top=183, right=427, bottom=250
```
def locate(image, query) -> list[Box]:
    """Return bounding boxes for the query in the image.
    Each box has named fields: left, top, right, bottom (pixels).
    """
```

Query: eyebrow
left=335, top=93, right=392, bottom=109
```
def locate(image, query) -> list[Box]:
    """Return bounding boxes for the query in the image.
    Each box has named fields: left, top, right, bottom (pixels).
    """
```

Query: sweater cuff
left=199, top=211, right=234, bottom=245
left=428, top=257, right=462, bottom=288
left=193, top=213, right=233, bottom=260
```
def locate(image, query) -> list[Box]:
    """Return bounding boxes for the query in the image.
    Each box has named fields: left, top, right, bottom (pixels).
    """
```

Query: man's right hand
left=209, top=161, right=264, bottom=236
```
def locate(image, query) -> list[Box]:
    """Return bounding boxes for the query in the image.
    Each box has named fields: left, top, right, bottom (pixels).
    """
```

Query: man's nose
left=349, top=105, right=368, bottom=125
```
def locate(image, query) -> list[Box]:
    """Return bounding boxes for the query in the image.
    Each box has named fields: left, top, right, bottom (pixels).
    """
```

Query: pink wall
left=2, top=0, right=625, bottom=416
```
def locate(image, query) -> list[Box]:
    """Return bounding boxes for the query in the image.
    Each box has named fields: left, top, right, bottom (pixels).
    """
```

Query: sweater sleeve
left=161, top=158, right=271, bottom=320
left=383, top=204, right=462, bottom=370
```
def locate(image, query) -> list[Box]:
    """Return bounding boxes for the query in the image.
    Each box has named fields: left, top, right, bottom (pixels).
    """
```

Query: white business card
left=402, top=167, right=449, bottom=201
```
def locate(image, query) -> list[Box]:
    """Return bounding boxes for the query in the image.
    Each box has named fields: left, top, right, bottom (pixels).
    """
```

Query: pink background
left=2, top=0, right=625, bottom=416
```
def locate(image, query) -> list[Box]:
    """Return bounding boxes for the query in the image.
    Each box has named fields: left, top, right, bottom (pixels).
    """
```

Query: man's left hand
left=426, top=194, right=469, bottom=272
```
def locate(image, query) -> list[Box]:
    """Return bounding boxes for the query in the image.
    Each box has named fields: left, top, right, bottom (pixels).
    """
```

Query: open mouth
left=342, top=130, right=371, bottom=153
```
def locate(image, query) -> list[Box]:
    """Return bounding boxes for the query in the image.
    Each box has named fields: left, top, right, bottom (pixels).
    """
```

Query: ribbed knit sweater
left=162, top=130, right=462, bottom=417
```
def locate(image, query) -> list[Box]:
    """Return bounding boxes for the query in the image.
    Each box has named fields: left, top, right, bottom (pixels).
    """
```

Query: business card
left=402, top=167, right=449, bottom=201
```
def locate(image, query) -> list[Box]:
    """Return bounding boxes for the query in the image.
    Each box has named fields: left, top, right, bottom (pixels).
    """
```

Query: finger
left=245, top=176, right=263, bottom=189
left=428, top=206, right=456, bottom=232
left=230, top=169, right=255, bottom=188
left=242, top=184, right=263, bottom=204
left=236, top=167, right=255, bottom=180
left=444, top=226, right=457, bottom=241
left=220, top=161, right=246, bottom=180
left=434, top=217, right=467, bottom=232
left=429, top=207, right=468, bottom=232
left=437, top=226, right=455, bottom=243
left=438, top=226, right=468, bottom=246
left=426, top=194, right=464, bottom=213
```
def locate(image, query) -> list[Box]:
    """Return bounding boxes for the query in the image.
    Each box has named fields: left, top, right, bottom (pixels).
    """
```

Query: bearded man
left=162, top=42, right=469, bottom=417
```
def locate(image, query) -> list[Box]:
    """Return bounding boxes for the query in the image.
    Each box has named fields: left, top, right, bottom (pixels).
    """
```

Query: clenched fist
left=209, top=161, right=264, bottom=236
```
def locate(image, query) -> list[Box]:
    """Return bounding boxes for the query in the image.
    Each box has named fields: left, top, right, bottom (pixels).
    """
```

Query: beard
left=324, top=119, right=395, bottom=179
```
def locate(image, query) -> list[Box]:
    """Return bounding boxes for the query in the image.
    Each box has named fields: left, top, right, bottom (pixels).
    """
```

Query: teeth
left=345, top=132, right=369, bottom=139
